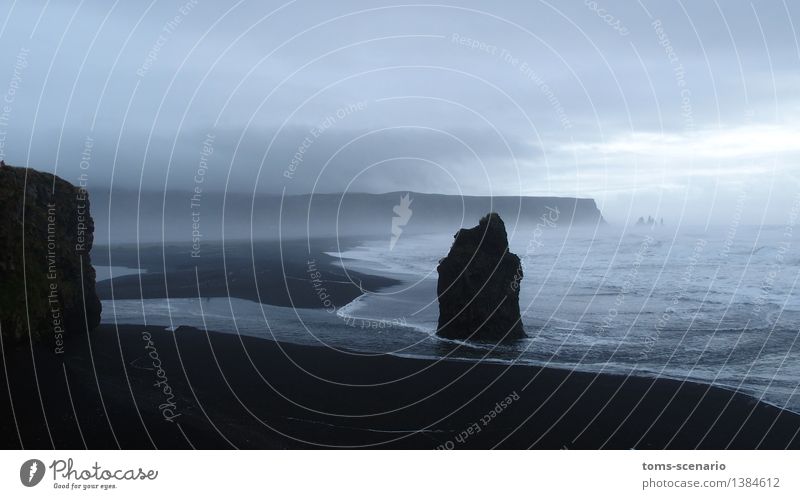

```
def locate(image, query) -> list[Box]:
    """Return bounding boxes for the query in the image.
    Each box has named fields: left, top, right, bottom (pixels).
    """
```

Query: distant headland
left=88, top=189, right=607, bottom=242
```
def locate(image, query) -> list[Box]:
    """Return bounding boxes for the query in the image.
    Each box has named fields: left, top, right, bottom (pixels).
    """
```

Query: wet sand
left=2, top=323, right=799, bottom=449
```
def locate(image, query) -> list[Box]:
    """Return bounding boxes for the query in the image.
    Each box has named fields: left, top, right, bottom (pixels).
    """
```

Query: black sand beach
left=93, top=239, right=398, bottom=308
left=2, top=322, right=800, bottom=449
left=3, top=239, right=800, bottom=450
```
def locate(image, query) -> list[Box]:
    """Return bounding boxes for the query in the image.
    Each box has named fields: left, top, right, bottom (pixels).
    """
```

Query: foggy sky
left=0, top=0, right=798, bottom=225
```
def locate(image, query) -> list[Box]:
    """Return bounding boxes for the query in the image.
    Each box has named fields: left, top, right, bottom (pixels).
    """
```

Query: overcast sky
left=0, top=0, right=797, bottom=225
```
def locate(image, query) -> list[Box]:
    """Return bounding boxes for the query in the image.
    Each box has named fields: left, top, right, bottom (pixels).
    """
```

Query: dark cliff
left=437, top=213, right=525, bottom=341
left=0, top=162, right=101, bottom=348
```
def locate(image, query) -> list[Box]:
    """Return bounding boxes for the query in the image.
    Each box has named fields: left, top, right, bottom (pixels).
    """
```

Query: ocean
left=100, top=223, right=800, bottom=414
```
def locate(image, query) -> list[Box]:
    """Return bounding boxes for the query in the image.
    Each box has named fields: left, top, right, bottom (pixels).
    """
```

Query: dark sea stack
left=0, top=162, right=101, bottom=347
left=436, top=213, right=525, bottom=341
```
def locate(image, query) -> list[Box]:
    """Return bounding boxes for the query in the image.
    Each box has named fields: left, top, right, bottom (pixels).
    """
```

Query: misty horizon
left=0, top=1, right=797, bottom=227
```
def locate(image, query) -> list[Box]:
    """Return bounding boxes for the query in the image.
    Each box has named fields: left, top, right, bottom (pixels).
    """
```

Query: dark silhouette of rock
left=0, top=162, right=101, bottom=348
left=436, top=213, right=525, bottom=341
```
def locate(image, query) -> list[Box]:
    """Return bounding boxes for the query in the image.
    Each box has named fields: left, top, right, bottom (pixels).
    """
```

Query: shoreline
left=101, top=296, right=800, bottom=420
left=2, top=323, right=799, bottom=449
left=92, top=238, right=800, bottom=420
left=5, top=239, right=795, bottom=448
left=98, top=307, right=800, bottom=421
left=93, top=238, right=400, bottom=309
